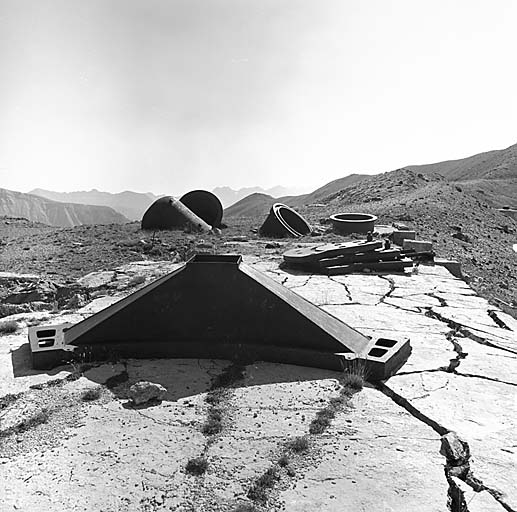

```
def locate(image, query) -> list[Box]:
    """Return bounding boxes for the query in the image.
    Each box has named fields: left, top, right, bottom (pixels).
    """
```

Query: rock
left=4, top=280, right=57, bottom=305
left=77, top=271, right=116, bottom=289
left=56, top=285, right=87, bottom=307
left=0, top=272, right=40, bottom=283
left=452, top=231, right=471, bottom=243
left=129, top=381, right=167, bottom=405
left=64, top=293, right=87, bottom=309
left=441, top=432, right=471, bottom=466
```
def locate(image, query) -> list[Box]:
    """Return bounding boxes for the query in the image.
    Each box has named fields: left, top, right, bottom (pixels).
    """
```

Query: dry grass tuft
left=286, top=435, right=310, bottom=453
left=0, top=320, right=18, bottom=334
left=247, top=466, right=280, bottom=503
left=81, top=387, right=102, bottom=402
left=185, top=456, right=209, bottom=476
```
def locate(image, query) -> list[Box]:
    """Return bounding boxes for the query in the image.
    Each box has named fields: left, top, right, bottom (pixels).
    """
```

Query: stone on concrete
left=77, top=271, right=116, bottom=289
left=440, top=432, right=470, bottom=465
left=129, top=381, right=167, bottom=405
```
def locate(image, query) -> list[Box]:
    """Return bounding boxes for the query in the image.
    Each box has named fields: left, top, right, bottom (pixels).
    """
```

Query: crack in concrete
left=430, top=292, right=448, bottom=307
left=426, top=309, right=517, bottom=355
left=287, top=275, right=312, bottom=290
left=327, top=277, right=353, bottom=302
left=378, top=276, right=395, bottom=304
left=377, top=381, right=515, bottom=512
left=384, top=301, right=424, bottom=314
left=443, top=331, right=468, bottom=373
left=454, top=372, right=517, bottom=388
left=488, top=310, right=512, bottom=331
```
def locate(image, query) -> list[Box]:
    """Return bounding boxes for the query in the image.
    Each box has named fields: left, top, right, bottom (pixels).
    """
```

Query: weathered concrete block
left=403, top=240, right=433, bottom=252
left=392, top=230, right=416, bottom=246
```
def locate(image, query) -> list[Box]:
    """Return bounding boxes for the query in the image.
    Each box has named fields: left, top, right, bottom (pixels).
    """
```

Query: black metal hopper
left=29, top=255, right=411, bottom=380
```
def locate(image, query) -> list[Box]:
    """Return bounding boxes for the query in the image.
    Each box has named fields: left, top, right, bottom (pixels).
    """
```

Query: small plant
left=341, top=372, right=364, bottom=392
left=247, top=466, right=279, bottom=503
left=340, top=360, right=367, bottom=392
left=185, top=456, right=208, bottom=475
left=210, top=362, right=246, bottom=390
left=0, top=392, right=22, bottom=411
left=1, top=408, right=51, bottom=437
left=81, top=387, right=102, bottom=402
left=277, top=453, right=290, bottom=467
left=309, top=411, right=335, bottom=434
left=0, top=320, right=18, bottom=334
left=286, top=435, right=309, bottom=453
left=202, top=407, right=224, bottom=435
left=205, top=387, right=229, bottom=406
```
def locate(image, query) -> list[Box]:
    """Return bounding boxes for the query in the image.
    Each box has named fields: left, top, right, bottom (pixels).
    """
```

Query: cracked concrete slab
left=1, top=258, right=516, bottom=511
left=279, top=387, right=448, bottom=511
left=323, top=303, right=449, bottom=334
left=387, top=373, right=517, bottom=510
left=454, top=336, right=517, bottom=385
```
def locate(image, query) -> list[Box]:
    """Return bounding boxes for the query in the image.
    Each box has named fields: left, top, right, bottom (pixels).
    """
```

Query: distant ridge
left=224, top=174, right=368, bottom=217
left=0, top=188, right=129, bottom=227
left=407, top=142, right=517, bottom=181
left=227, top=143, right=517, bottom=217
left=213, top=185, right=306, bottom=208
left=407, top=142, right=517, bottom=207
left=224, top=192, right=276, bottom=218
left=30, top=188, right=159, bottom=221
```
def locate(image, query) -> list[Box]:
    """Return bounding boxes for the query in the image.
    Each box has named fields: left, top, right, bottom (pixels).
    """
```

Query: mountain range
left=212, top=185, right=307, bottom=208
left=0, top=188, right=128, bottom=227
left=225, top=142, right=517, bottom=217
left=3, top=142, right=516, bottom=227
left=30, top=189, right=159, bottom=221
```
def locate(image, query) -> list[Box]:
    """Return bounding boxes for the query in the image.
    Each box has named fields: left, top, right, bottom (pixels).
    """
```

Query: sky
left=1, top=0, right=516, bottom=196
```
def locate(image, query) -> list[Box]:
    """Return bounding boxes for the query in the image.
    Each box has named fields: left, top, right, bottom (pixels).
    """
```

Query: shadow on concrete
left=10, top=342, right=73, bottom=378
left=83, top=358, right=341, bottom=404
left=11, top=345, right=342, bottom=403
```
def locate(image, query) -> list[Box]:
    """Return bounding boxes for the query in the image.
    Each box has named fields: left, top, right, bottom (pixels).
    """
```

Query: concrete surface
left=0, top=257, right=515, bottom=511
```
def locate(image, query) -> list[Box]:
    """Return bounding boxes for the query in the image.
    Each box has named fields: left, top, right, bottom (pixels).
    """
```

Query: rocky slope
left=0, top=188, right=129, bottom=227
left=224, top=192, right=276, bottom=218
left=408, top=142, right=517, bottom=181
left=408, top=142, right=517, bottom=208
left=30, top=188, right=157, bottom=221
left=302, top=168, right=517, bottom=313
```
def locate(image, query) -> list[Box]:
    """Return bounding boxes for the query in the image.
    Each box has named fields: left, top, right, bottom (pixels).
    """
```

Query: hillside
left=407, top=142, right=517, bottom=181
left=30, top=188, right=158, bottom=221
left=307, top=168, right=516, bottom=310
left=224, top=174, right=368, bottom=217
left=224, top=192, right=276, bottom=218
left=287, top=173, right=368, bottom=207
left=406, top=143, right=517, bottom=208
left=0, top=188, right=129, bottom=227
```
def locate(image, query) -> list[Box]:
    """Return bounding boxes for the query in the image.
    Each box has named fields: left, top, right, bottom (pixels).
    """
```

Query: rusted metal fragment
left=260, top=203, right=311, bottom=238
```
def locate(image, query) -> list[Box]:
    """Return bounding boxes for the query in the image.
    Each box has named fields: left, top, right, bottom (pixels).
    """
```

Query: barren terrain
left=0, top=164, right=516, bottom=512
